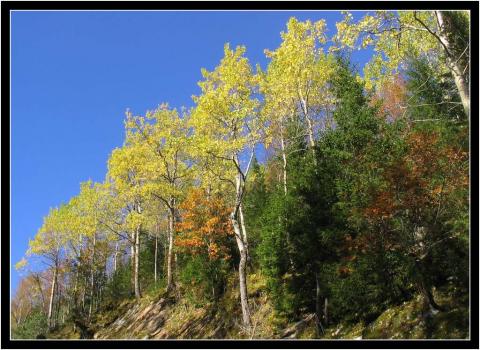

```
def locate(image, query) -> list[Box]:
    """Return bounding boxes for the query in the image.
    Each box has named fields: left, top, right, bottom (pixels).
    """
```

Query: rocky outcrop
left=94, top=298, right=171, bottom=339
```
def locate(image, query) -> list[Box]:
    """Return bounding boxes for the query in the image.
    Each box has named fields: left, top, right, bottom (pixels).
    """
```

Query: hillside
left=12, top=11, right=470, bottom=343
left=47, top=273, right=469, bottom=340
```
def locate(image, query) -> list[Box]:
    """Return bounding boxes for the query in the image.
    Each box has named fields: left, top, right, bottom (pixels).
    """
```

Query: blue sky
left=11, top=10, right=371, bottom=295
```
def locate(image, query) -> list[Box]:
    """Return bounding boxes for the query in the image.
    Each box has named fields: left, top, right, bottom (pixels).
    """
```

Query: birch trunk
left=435, top=11, right=470, bottom=118
left=232, top=171, right=252, bottom=330
left=130, top=230, right=135, bottom=295
left=47, top=266, right=58, bottom=329
left=53, top=271, right=60, bottom=327
left=166, top=204, right=175, bottom=292
left=231, top=213, right=251, bottom=329
left=238, top=203, right=249, bottom=260
left=113, top=242, right=119, bottom=273
left=134, top=224, right=141, bottom=299
left=280, top=121, right=288, bottom=196
left=299, top=96, right=316, bottom=149
left=88, top=232, right=96, bottom=320
left=154, top=230, right=158, bottom=286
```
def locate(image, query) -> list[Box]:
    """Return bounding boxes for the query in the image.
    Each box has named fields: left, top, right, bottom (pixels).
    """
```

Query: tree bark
left=134, top=224, right=141, bottom=300
left=299, top=95, right=316, bottom=151
left=415, top=260, right=441, bottom=313
left=113, top=242, right=119, bottom=273
left=130, top=230, right=135, bottom=295
left=88, top=232, right=96, bottom=320
left=47, top=266, right=58, bottom=329
left=53, top=271, right=61, bottom=327
left=154, top=229, right=158, bottom=286
left=238, top=203, right=249, bottom=260
left=315, top=273, right=322, bottom=326
left=231, top=170, right=252, bottom=330
left=232, top=213, right=252, bottom=329
left=434, top=11, right=470, bottom=118
left=280, top=121, right=288, bottom=196
left=324, top=297, right=329, bottom=325
left=166, top=203, right=175, bottom=292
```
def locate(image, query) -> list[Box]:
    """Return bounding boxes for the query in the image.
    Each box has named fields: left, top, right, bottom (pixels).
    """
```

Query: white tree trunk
left=166, top=205, right=175, bottom=292
left=231, top=213, right=251, bottom=329
left=113, top=242, right=119, bottom=273
left=88, top=232, right=96, bottom=320
left=232, top=171, right=252, bottom=330
left=280, top=121, right=288, bottom=196
left=238, top=203, right=249, bottom=260
left=134, top=225, right=141, bottom=299
left=435, top=11, right=470, bottom=118
left=154, top=230, right=158, bottom=286
left=130, top=230, right=135, bottom=294
left=47, top=266, right=57, bottom=329
left=299, top=96, right=316, bottom=150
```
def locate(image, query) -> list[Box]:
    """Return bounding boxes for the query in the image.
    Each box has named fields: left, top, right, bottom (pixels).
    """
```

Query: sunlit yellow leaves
left=261, top=17, right=335, bottom=151
left=28, top=205, right=72, bottom=257
left=334, top=11, right=447, bottom=92
left=190, top=43, right=262, bottom=192
left=15, top=258, right=28, bottom=271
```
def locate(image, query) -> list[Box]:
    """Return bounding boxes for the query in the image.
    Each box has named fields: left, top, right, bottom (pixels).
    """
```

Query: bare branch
left=414, top=11, right=452, bottom=58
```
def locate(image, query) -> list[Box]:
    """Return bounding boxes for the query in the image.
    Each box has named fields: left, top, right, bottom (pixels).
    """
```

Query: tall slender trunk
left=280, top=121, right=288, bottom=196
left=324, top=297, right=329, bottom=325
left=166, top=203, right=175, bottom=292
left=81, top=276, right=86, bottom=312
left=305, top=116, right=316, bottom=150
left=53, top=272, right=61, bottom=327
left=299, top=96, right=316, bottom=150
left=435, top=11, right=470, bottom=118
left=315, top=273, right=322, bottom=324
left=134, top=224, right=141, bottom=299
left=238, top=203, right=249, bottom=260
left=47, top=266, right=58, bottom=329
left=232, top=171, right=252, bottom=330
left=88, top=232, right=96, bottom=320
left=113, top=242, right=119, bottom=273
left=154, top=229, right=158, bottom=286
left=130, top=230, right=135, bottom=295
left=232, top=213, right=251, bottom=329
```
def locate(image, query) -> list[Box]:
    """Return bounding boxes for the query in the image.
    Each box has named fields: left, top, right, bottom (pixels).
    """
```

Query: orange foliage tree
left=371, top=74, right=407, bottom=122
left=364, top=130, right=468, bottom=232
left=175, top=188, right=234, bottom=261
left=358, top=128, right=468, bottom=310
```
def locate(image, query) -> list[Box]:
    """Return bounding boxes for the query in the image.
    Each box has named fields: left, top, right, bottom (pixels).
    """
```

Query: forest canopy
left=12, top=11, right=470, bottom=340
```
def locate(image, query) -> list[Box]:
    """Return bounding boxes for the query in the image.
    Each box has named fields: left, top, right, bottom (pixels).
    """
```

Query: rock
left=333, top=324, right=343, bottom=336
left=280, top=313, right=315, bottom=338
